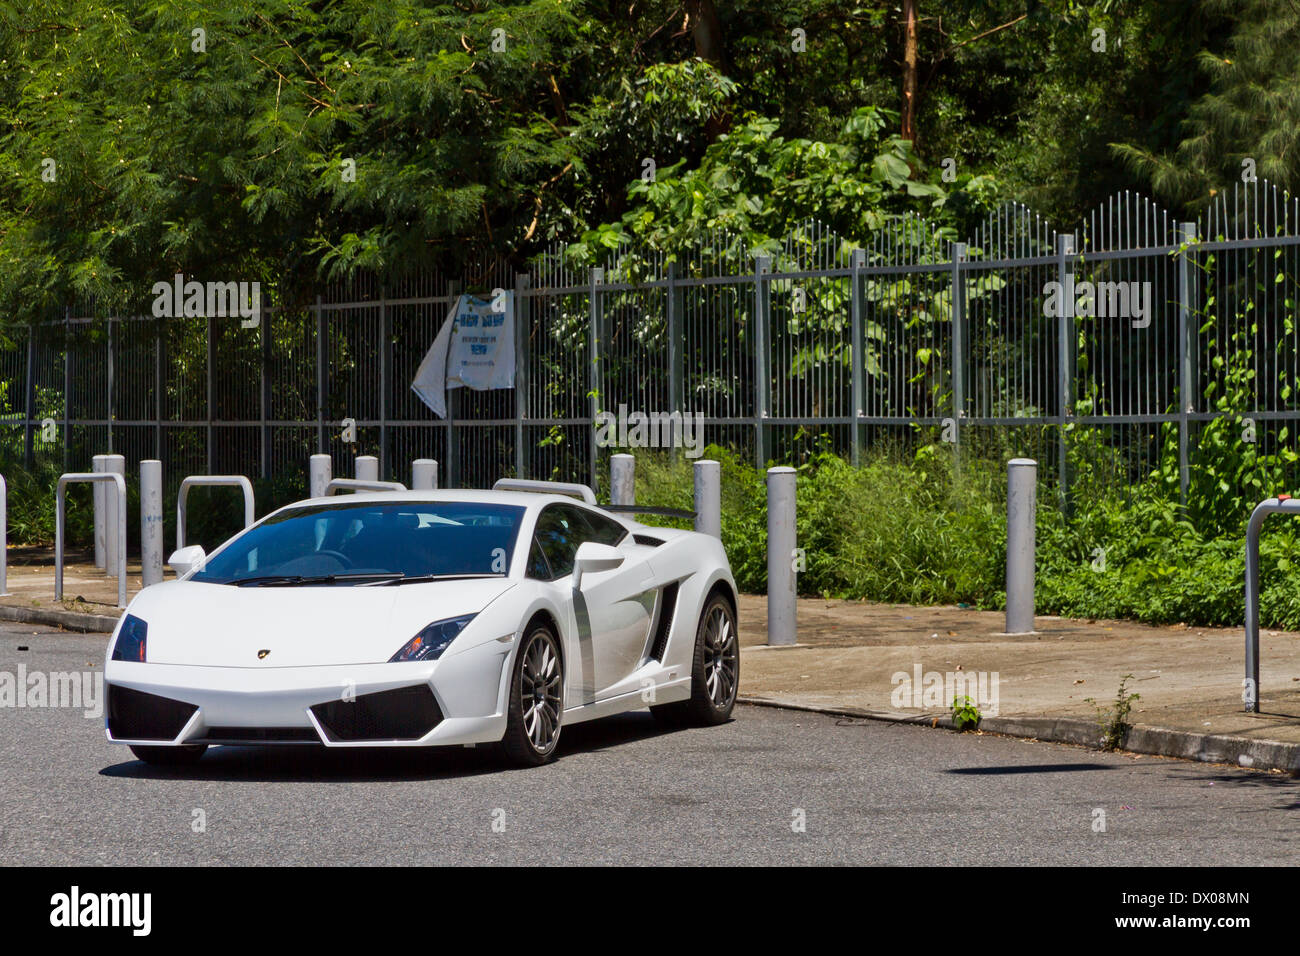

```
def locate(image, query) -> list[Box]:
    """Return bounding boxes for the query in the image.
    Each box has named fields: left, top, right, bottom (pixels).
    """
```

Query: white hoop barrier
left=57, top=472, right=127, bottom=608
left=325, top=478, right=407, bottom=495
left=177, top=476, right=256, bottom=552
left=1243, top=495, right=1300, bottom=713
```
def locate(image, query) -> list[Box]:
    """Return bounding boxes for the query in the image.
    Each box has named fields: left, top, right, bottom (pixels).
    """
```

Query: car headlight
left=111, top=614, right=148, bottom=662
left=389, top=614, right=476, bottom=662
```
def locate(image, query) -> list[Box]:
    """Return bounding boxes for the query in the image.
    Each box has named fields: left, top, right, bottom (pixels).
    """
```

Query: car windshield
left=190, top=501, right=526, bottom=586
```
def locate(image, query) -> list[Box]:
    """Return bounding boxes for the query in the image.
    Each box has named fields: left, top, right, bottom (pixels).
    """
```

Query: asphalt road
left=1, top=623, right=1296, bottom=866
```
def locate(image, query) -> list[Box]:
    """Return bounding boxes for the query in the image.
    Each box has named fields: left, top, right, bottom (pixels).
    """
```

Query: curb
left=0, top=604, right=120, bottom=634
left=737, top=696, right=1300, bottom=774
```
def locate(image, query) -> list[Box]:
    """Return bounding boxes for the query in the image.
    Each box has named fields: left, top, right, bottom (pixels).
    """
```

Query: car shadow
left=98, top=711, right=702, bottom=782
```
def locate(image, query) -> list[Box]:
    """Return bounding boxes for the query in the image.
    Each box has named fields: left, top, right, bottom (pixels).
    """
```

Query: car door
left=530, top=504, right=655, bottom=705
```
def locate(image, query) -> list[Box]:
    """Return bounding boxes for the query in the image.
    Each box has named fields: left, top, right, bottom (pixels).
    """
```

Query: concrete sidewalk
left=737, top=595, right=1300, bottom=772
left=4, top=547, right=1299, bottom=771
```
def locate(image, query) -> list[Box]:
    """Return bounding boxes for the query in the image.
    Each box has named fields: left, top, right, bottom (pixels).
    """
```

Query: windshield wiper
left=234, top=572, right=406, bottom=587
left=380, top=573, right=506, bottom=586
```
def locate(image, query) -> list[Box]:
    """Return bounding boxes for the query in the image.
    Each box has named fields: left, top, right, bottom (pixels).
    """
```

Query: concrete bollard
left=412, top=459, right=439, bottom=491
left=1005, top=458, right=1037, bottom=635
left=92, top=454, right=106, bottom=570
left=309, top=454, right=332, bottom=499
left=356, top=455, right=379, bottom=483
left=140, top=460, right=164, bottom=588
left=611, top=454, right=635, bottom=507
left=693, top=459, right=720, bottom=538
left=766, top=466, right=797, bottom=646
left=104, top=454, right=125, bottom=576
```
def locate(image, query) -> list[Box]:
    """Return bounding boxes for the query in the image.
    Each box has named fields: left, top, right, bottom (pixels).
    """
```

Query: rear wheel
left=129, top=744, right=207, bottom=765
left=651, top=593, right=739, bottom=727
left=500, top=624, right=564, bottom=766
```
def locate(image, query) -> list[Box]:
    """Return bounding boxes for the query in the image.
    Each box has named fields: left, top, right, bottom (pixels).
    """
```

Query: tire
left=651, top=592, right=739, bottom=727
left=500, top=623, right=564, bottom=766
left=129, top=744, right=208, bottom=765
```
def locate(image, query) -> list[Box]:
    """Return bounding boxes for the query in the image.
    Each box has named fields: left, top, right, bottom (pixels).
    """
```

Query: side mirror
left=572, top=541, right=623, bottom=589
left=168, top=545, right=207, bottom=578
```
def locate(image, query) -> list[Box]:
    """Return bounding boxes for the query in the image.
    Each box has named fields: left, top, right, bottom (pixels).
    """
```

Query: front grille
left=107, top=685, right=198, bottom=741
left=201, top=727, right=321, bottom=743
left=311, top=684, right=443, bottom=742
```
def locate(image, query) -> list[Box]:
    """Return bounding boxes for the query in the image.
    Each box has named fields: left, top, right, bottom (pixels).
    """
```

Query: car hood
left=123, top=577, right=518, bottom=667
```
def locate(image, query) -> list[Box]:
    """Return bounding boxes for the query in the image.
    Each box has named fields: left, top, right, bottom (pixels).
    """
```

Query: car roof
left=272, top=489, right=622, bottom=517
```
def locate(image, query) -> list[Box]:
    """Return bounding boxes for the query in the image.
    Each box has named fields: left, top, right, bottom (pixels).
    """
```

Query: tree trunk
left=684, top=0, right=727, bottom=70
left=901, top=0, right=919, bottom=144
left=684, top=0, right=730, bottom=139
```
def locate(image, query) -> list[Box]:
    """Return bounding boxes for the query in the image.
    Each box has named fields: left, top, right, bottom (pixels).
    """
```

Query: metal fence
left=4, top=181, right=1300, bottom=505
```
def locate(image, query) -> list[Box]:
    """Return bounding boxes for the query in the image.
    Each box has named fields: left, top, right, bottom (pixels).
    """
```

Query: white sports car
left=104, top=479, right=740, bottom=766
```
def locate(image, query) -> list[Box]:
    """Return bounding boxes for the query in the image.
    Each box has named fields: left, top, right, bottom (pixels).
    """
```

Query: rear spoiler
left=603, top=505, right=696, bottom=520
left=492, top=478, right=597, bottom=504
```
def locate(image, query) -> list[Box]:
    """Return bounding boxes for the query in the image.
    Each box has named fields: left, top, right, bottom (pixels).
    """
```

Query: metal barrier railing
left=1242, top=495, right=1300, bottom=712
left=325, top=478, right=407, bottom=494
left=177, top=476, right=256, bottom=551
left=57, top=472, right=127, bottom=608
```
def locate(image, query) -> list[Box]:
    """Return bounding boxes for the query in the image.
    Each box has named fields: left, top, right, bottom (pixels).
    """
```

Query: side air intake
left=649, top=583, right=680, bottom=661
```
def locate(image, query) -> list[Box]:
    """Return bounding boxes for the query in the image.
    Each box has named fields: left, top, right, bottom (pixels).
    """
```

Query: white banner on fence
left=411, top=292, right=515, bottom=418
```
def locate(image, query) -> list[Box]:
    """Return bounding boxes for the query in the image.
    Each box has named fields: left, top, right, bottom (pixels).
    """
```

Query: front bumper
left=104, top=649, right=512, bottom=748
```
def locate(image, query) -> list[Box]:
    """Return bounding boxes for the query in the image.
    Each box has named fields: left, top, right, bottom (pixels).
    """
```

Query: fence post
left=355, top=455, right=379, bottom=482
left=23, top=328, right=34, bottom=469
left=412, top=458, right=438, bottom=491
left=205, top=313, right=214, bottom=473
left=156, top=316, right=165, bottom=463
left=667, top=261, right=684, bottom=459
left=62, top=306, right=70, bottom=473
left=92, top=454, right=107, bottom=570
left=850, top=248, right=866, bottom=467
left=1177, top=221, right=1198, bottom=508
left=378, top=285, right=389, bottom=479
left=588, top=267, right=604, bottom=491
left=107, top=318, right=116, bottom=455
left=446, top=280, right=460, bottom=488
left=1056, top=233, right=1076, bottom=509
left=950, top=242, right=967, bottom=470
left=140, top=459, right=164, bottom=588
left=754, top=256, right=772, bottom=467
left=309, top=453, right=332, bottom=499
left=766, top=465, right=797, bottom=645
left=611, top=453, right=635, bottom=507
left=315, top=295, right=326, bottom=456
left=260, top=305, right=272, bottom=477
left=694, top=459, right=720, bottom=538
left=104, top=454, right=125, bottom=576
left=0, top=475, right=8, bottom=596
left=514, top=273, right=530, bottom=478
left=1005, top=458, right=1037, bottom=634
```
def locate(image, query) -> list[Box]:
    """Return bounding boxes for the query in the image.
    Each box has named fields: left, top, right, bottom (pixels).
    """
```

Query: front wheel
left=651, top=593, right=739, bottom=727
left=500, top=624, right=564, bottom=766
left=129, top=744, right=208, bottom=765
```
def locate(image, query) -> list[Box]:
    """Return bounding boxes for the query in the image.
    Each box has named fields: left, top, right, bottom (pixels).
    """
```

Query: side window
left=532, top=506, right=581, bottom=579
left=526, top=537, right=552, bottom=580
left=578, top=508, right=627, bottom=546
